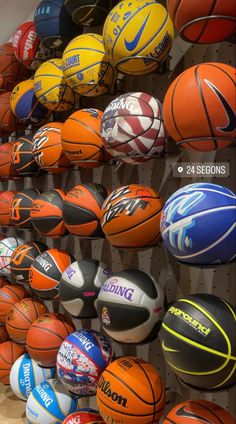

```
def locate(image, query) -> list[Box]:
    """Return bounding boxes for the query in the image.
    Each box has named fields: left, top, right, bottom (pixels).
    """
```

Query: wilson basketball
left=12, top=135, right=40, bottom=176
left=160, top=183, right=236, bottom=265
left=30, top=189, right=67, bottom=238
left=163, top=63, right=236, bottom=151
left=12, top=21, right=41, bottom=69
left=0, top=237, right=25, bottom=278
left=0, top=326, right=9, bottom=343
left=160, top=294, right=236, bottom=390
left=0, top=142, right=18, bottom=180
left=62, top=410, right=105, bottom=424
left=100, top=184, right=164, bottom=249
left=102, top=92, right=166, bottom=163
left=0, top=284, right=28, bottom=324
left=26, top=313, right=75, bottom=367
left=163, top=399, right=235, bottom=423
left=0, top=91, right=23, bottom=135
left=167, top=0, right=236, bottom=43
left=0, top=42, right=31, bottom=91
left=97, top=356, right=166, bottom=423
left=64, top=0, right=119, bottom=27
left=0, top=341, right=25, bottom=384
left=62, top=183, right=109, bottom=237
left=32, top=122, right=71, bottom=173
left=0, top=191, right=16, bottom=226
left=10, top=188, right=40, bottom=229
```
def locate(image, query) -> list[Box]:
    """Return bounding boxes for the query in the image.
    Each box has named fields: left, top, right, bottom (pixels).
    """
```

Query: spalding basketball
left=102, top=92, right=166, bottom=163
left=0, top=191, right=16, bottom=226
left=160, top=183, right=236, bottom=265
left=0, top=284, right=28, bottom=324
left=103, top=0, right=174, bottom=75
left=163, top=63, right=236, bottom=151
left=62, top=409, right=105, bottom=424
left=160, top=294, right=236, bottom=390
left=163, top=399, right=235, bottom=424
left=100, top=184, right=164, bottom=249
left=0, top=326, right=9, bottom=343
left=32, top=122, right=71, bottom=173
left=0, top=237, right=25, bottom=278
left=64, top=0, right=119, bottom=27
left=0, top=91, right=23, bottom=135
left=167, top=0, right=236, bottom=43
left=62, top=183, right=109, bottom=237
left=97, top=356, right=166, bottom=424
left=12, top=135, right=40, bottom=176
left=0, top=142, right=18, bottom=180
left=30, top=248, right=74, bottom=299
left=10, top=188, right=40, bottom=229
left=12, top=21, right=41, bottom=69
left=0, top=341, right=25, bottom=384
left=0, top=42, right=31, bottom=91
left=26, top=313, right=75, bottom=367
left=57, top=329, right=113, bottom=395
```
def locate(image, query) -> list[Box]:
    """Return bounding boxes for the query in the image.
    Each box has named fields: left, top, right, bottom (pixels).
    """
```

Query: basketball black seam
left=190, top=400, right=225, bottom=424
left=64, top=202, right=99, bottom=221
left=97, top=393, right=160, bottom=416
left=170, top=72, right=186, bottom=140
left=66, top=116, right=102, bottom=140
left=0, top=352, right=12, bottom=365
left=194, top=0, right=219, bottom=43
left=2, top=286, right=24, bottom=300
left=12, top=301, right=34, bottom=324
left=207, top=63, right=236, bottom=85
left=28, top=324, right=65, bottom=341
left=171, top=0, right=183, bottom=23
left=46, top=250, right=68, bottom=276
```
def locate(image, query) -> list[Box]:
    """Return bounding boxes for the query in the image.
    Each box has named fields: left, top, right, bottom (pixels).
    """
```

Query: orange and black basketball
left=10, top=188, right=40, bottom=229
left=0, top=42, right=31, bottom=91
left=0, top=284, right=28, bottom=324
left=12, top=135, right=40, bottom=176
left=26, top=313, right=75, bottom=367
left=0, top=340, right=25, bottom=384
left=63, top=183, right=109, bottom=237
left=0, top=142, right=19, bottom=180
left=30, top=189, right=67, bottom=238
left=0, top=325, right=9, bottom=343
left=0, top=91, right=24, bottom=136
left=0, top=191, right=16, bottom=226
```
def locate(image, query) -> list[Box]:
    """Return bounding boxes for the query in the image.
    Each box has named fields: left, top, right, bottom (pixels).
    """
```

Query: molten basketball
left=12, top=135, right=40, bottom=176
left=0, top=142, right=19, bottom=180
left=10, top=188, right=40, bottom=229
left=0, top=42, right=31, bottom=91
left=12, top=21, right=41, bottom=69
left=0, top=326, right=9, bottom=343
left=0, top=341, right=25, bottom=384
left=163, top=63, right=236, bottom=151
left=0, top=191, right=16, bottom=226
left=0, top=237, right=25, bottom=278
left=0, top=284, right=28, bottom=324
left=64, top=0, right=119, bottom=27
left=0, top=91, right=23, bottom=135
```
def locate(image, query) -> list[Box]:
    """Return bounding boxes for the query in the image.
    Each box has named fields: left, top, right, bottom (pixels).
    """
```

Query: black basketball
left=64, top=0, right=119, bottom=27
left=10, top=241, right=48, bottom=284
left=160, top=294, right=236, bottom=390
left=12, top=136, right=40, bottom=176
left=10, top=188, right=40, bottom=229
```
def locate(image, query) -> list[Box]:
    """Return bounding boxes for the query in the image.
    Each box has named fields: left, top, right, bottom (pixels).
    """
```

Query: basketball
left=0, top=276, right=8, bottom=289
left=96, top=356, right=166, bottom=424
left=0, top=326, right=9, bottom=343
left=102, top=92, right=166, bottom=163
left=160, top=294, right=236, bottom=390
left=103, top=0, right=174, bottom=75
left=30, top=248, right=74, bottom=299
left=57, top=329, right=113, bottom=395
left=32, top=122, right=72, bottom=173
left=163, top=63, right=236, bottom=151
left=10, top=241, right=48, bottom=285
left=62, top=409, right=105, bottom=424
left=26, top=313, right=75, bottom=367
left=0, top=142, right=18, bottom=180
left=0, top=341, right=25, bottom=384
left=0, top=42, right=31, bottom=91
left=30, top=189, right=67, bottom=238
left=100, top=184, right=164, bottom=249
left=62, top=109, right=108, bottom=167
left=62, top=183, right=109, bottom=236
left=0, top=237, right=25, bottom=277
left=64, top=0, right=119, bottom=27
left=10, top=353, right=55, bottom=400
left=163, top=399, right=235, bottom=423
left=12, top=135, right=40, bottom=176
left=60, top=259, right=112, bottom=318
left=62, top=33, right=116, bottom=97
left=167, top=0, right=236, bottom=43
left=0, top=91, right=23, bottom=135
left=34, top=59, right=77, bottom=111
left=160, top=183, right=236, bottom=265
left=0, top=191, right=16, bottom=226
left=0, top=284, right=28, bottom=324
left=10, top=188, right=40, bottom=229
left=97, top=269, right=166, bottom=344
left=12, top=21, right=41, bottom=69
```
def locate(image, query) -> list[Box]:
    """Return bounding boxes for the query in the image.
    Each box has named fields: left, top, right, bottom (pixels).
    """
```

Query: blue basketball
left=160, top=183, right=236, bottom=266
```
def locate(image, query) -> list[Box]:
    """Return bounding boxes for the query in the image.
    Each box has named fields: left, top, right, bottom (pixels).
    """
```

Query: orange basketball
left=96, top=356, right=166, bottom=424
left=163, top=62, right=236, bottom=152
left=0, top=91, right=24, bottom=135
left=10, top=188, right=40, bottom=229
left=6, top=298, right=48, bottom=344
left=0, top=340, right=25, bottom=384
left=167, top=0, right=236, bottom=43
left=32, top=122, right=72, bottom=173
left=163, top=399, right=235, bottom=423
left=0, top=325, right=9, bottom=343
left=0, top=142, right=19, bottom=180
left=0, top=284, right=28, bottom=324
left=26, top=313, right=75, bottom=367
left=100, top=184, right=164, bottom=249
left=0, top=42, right=31, bottom=91
left=0, top=191, right=16, bottom=226
left=12, top=135, right=40, bottom=177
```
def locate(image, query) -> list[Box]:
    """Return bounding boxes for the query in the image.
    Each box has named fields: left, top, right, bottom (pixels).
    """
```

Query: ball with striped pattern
left=10, top=188, right=40, bottom=230
left=0, top=237, right=25, bottom=278
left=101, top=92, right=166, bottom=164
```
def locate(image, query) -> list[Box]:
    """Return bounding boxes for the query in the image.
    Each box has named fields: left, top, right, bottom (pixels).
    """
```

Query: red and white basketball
left=101, top=92, right=166, bottom=164
left=12, top=21, right=41, bottom=70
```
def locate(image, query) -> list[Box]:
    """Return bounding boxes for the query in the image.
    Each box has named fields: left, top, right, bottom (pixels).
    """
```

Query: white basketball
left=0, top=237, right=25, bottom=277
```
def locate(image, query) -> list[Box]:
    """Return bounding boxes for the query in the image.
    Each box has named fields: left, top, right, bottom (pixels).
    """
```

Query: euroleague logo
left=33, top=126, right=60, bottom=166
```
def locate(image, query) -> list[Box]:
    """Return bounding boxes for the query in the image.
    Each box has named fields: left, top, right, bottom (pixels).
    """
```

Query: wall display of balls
left=12, top=135, right=40, bottom=176
left=97, top=269, right=165, bottom=344
left=57, top=329, right=113, bottom=395
left=163, top=63, right=236, bottom=151
left=26, top=313, right=75, bottom=367
left=0, top=42, right=31, bottom=91
left=0, top=284, right=28, bottom=324
left=10, top=352, right=55, bottom=401
left=62, top=183, right=109, bottom=237
left=103, top=0, right=174, bottom=75
left=96, top=356, right=166, bottom=424
left=160, top=183, right=236, bottom=266
left=101, top=92, right=166, bottom=163
left=29, top=248, right=74, bottom=299
left=62, top=33, right=116, bottom=97
left=0, top=326, right=9, bottom=343
left=12, top=21, right=41, bottom=70
left=64, top=0, right=119, bottom=27
left=62, top=409, right=105, bottom=424
left=0, top=237, right=25, bottom=278
left=10, top=188, right=40, bottom=230
left=0, top=91, right=24, bottom=136
left=0, top=191, right=16, bottom=226
left=0, top=340, right=25, bottom=384
left=60, top=258, right=111, bottom=318
left=160, top=294, right=236, bottom=390
left=0, top=142, right=19, bottom=180
left=100, top=184, right=164, bottom=249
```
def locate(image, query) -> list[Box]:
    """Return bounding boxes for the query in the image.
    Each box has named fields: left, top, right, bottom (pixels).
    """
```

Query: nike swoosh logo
left=176, top=406, right=212, bottom=423
left=124, top=12, right=150, bottom=51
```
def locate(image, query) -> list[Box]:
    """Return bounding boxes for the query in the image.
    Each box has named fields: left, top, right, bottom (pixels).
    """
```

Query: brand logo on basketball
left=23, top=31, right=38, bottom=60
left=67, top=188, right=85, bottom=199
left=98, top=376, right=127, bottom=407
left=101, top=280, right=134, bottom=302
left=169, top=306, right=211, bottom=336
left=36, top=385, right=53, bottom=407
left=102, top=198, right=149, bottom=226
left=105, top=99, right=136, bottom=112
left=21, top=362, right=32, bottom=397
left=119, top=359, right=133, bottom=370
left=144, top=31, right=171, bottom=65
left=63, top=54, right=80, bottom=69
left=83, top=291, right=96, bottom=297
left=74, top=331, right=95, bottom=352
left=66, top=266, right=76, bottom=280
left=12, top=29, right=22, bottom=48
left=0, top=291, right=10, bottom=300
left=35, top=256, right=53, bottom=272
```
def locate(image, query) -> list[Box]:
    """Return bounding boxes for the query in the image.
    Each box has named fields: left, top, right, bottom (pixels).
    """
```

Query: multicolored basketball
left=96, top=356, right=166, bottom=424
left=26, top=313, right=75, bottom=367
left=0, top=237, right=25, bottom=277
left=12, top=21, right=41, bottom=69
left=103, top=0, right=174, bottom=75
left=0, top=91, right=23, bottom=135
left=62, top=183, right=109, bottom=237
left=30, top=248, right=74, bottom=299
left=62, top=409, right=105, bottom=424
left=0, top=341, right=25, bottom=384
left=64, top=0, right=119, bottom=26
left=0, top=325, right=9, bottom=343
left=0, top=190, right=16, bottom=226
left=160, top=183, right=236, bottom=265
left=0, top=284, right=28, bottom=324
left=57, top=329, right=113, bottom=395
left=102, top=92, right=166, bottom=163
left=0, top=142, right=18, bottom=180
left=10, top=188, right=40, bottom=229
left=163, top=63, right=236, bottom=151
left=12, top=135, right=40, bottom=176
left=0, top=42, right=31, bottom=91
left=100, top=184, right=164, bottom=249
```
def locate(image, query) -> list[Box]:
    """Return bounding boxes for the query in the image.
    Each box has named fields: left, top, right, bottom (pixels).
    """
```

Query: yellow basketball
left=62, top=33, right=116, bottom=97
left=103, top=0, right=174, bottom=75
left=34, top=59, right=77, bottom=111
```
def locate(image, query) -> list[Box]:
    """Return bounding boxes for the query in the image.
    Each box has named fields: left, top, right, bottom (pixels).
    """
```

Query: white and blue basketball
left=26, top=378, right=76, bottom=424
left=57, top=329, right=113, bottom=396
left=160, top=183, right=236, bottom=266
left=9, top=353, right=55, bottom=401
